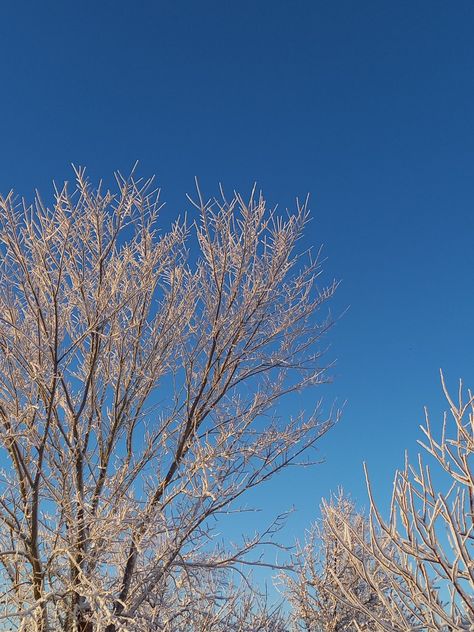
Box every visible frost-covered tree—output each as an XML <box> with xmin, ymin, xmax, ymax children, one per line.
<box><xmin>0</xmin><ymin>169</ymin><xmax>336</xmax><ymax>631</ymax></box>
<box><xmin>283</xmin><ymin>491</ymin><xmax>394</xmax><ymax>631</ymax></box>
<box><xmin>308</xmin><ymin>376</ymin><xmax>474</xmax><ymax>631</ymax></box>
<box><xmin>138</xmin><ymin>566</ymin><xmax>289</xmax><ymax>631</ymax></box>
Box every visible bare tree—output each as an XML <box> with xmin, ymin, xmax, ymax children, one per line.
<box><xmin>137</xmin><ymin>565</ymin><xmax>289</xmax><ymax>631</ymax></box>
<box><xmin>0</xmin><ymin>169</ymin><xmax>336</xmax><ymax>631</ymax></box>
<box><xmin>315</xmin><ymin>375</ymin><xmax>474</xmax><ymax>631</ymax></box>
<box><xmin>283</xmin><ymin>491</ymin><xmax>395</xmax><ymax>631</ymax></box>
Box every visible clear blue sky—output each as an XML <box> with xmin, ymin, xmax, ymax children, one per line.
<box><xmin>1</xmin><ymin>0</ymin><xmax>473</xmax><ymax>564</ymax></box>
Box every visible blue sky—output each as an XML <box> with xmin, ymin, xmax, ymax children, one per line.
<box><xmin>1</xmin><ymin>0</ymin><xmax>473</xmax><ymax>563</ymax></box>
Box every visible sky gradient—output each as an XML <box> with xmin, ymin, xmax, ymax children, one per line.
<box><xmin>1</xmin><ymin>0</ymin><xmax>473</xmax><ymax>566</ymax></box>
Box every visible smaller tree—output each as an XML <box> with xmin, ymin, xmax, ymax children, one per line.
<box><xmin>283</xmin><ymin>490</ymin><xmax>391</xmax><ymax>631</ymax></box>
<box><xmin>312</xmin><ymin>374</ymin><xmax>474</xmax><ymax>631</ymax></box>
<box><xmin>137</xmin><ymin>563</ymin><xmax>289</xmax><ymax>631</ymax></box>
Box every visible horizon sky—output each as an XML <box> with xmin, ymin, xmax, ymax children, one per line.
<box><xmin>1</xmin><ymin>0</ymin><xmax>473</xmax><ymax>583</ymax></box>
